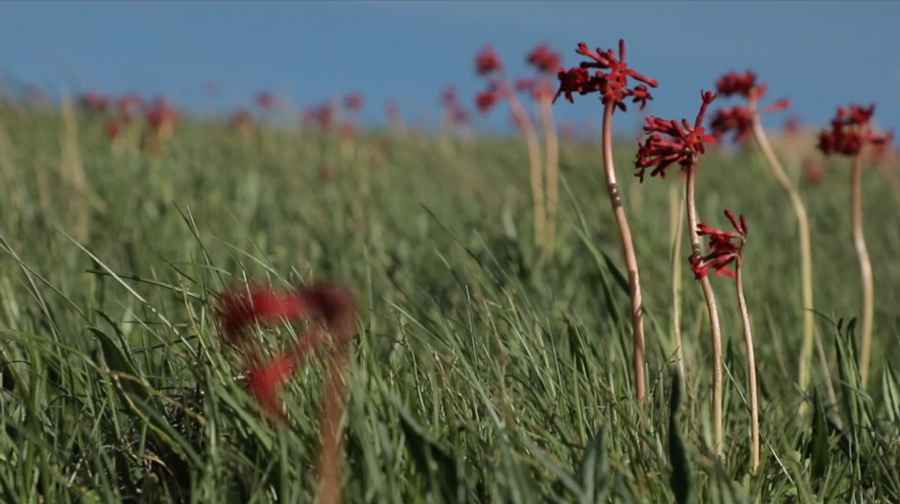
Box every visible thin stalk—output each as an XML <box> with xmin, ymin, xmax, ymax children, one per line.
<box><xmin>851</xmin><ymin>155</ymin><xmax>875</xmax><ymax>387</ymax></box>
<box><xmin>601</xmin><ymin>104</ymin><xmax>646</xmax><ymax>403</ymax></box>
<box><xmin>735</xmin><ymin>256</ymin><xmax>760</xmax><ymax>473</ymax></box>
<box><xmin>750</xmin><ymin>113</ymin><xmax>816</xmax><ymax>395</ymax></box>
<box><xmin>316</xmin><ymin>348</ymin><xmax>349</xmax><ymax>504</ymax></box>
<box><xmin>539</xmin><ymin>95</ymin><xmax>560</xmax><ymax>253</ymax></box>
<box><xmin>684</xmin><ymin>166</ymin><xmax>724</xmax><ymax>455</ymax></box>
<box><xmin>669</xmin><ymin>184</ymin><xmax>686</xmax><ymax>379</ymax></box>
<box><xmin>508</xmin><ymin>92</ymin><xmax>546</xmax><ymax>251</ymax></box>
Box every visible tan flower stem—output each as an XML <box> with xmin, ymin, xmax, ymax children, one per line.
<box><xmin>684</xmin><ymin>165</ymin><xmax>724</xmax><ymax>456</ymax></box>
<box><xmin>316</xmin><ymin>346</ymin><xmax>350</xmax><ymax>504</ymax></box>
<box><xmin>539</xmin><ymin>95</ymin><xmax>560</xmax><ymax>254</ymax></box>
<box><xmin>750</xmin><ymin>111</ymin><xmax>816</xmax><ymax>396</ymax></box>
<box><xmin>670</xmin><ymin>183</ymin><xmax>686</xmax><ymax>379</ymax></box>
<box><xmin>601</xmin><ymin>103</ymin><xmax>646</xmax><ymax>403</ymax></box>
<box><xmin>507</xmin><ymin>91</ymin><xmax>546</xmax><ymax>251</ymax></box>
<box><xmin>851</xmin><ymin>154</ymin><xmax>875</xmax><ymax>387</ymax></box>
<box><xmin>735</xmin><ymin>255</ymin><xmax>760</xmax><ymax>473</ymax></box>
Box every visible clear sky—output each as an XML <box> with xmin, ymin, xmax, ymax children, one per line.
<box><xmin>1</xmin><ymin>2</ymin><xmax>898</xmax><ymax>134</ymax></box>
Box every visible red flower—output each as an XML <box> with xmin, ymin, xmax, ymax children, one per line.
<box><xmin>554</xmin><ymin>39</ymin><xmax>658</xmax><ymax>113</ymax></box>
<box><xmin>215</xmin><ymin>283</ymin><xmax>356</xmax><ymax>421</ymax></box>
<box><xmin>709</xmin><ymin>106</ymin><xmax>755</xmax><ymax>142</ymax></box>
<box><xmin>527</xmin><ymin>44</ymin><xmax>562</xmax><ymax>74</ymax></box>
<box><xmin>116</xmin><ymin>94</ymin><xmax>144</xmax><ymax>122</ymax></box>
<box><xmin>256</xmin><ymin>92</ymin><xmax>279</xmax><ymax>111</ymax></box>
<box><xmin>716</xmin><ymin>70</ymin><xmax>766</xmax><ymax>101</ymax></box>
<box><xmin>343</xmin><ymin>92</ymin><xmax>364</xmax><ymax>112</ymax></box>
<box><xmin>691</xmin><ymin>209</ymin><xmax>748</xmax><ymax>279</ymax></box>
<box><xmin>145</xmin><ymin>98</ymin><xmax>177</xmax><ymax>133</ymax></box>
<box><xmin>303</xmin><ymin>102</ymin><xmax>336</xmax><ymax>129</ymax></box>
<box><xmin>635</xmin><ymin>91</ymin><xmax>717</xmax><ymax>181</ymax></box>
<box><xmin>818</xmin><ymin>104</ymin><xmax>893</xmax><ymax>156</ymax></box>
<box><xmin>476</xmin><ymin>87</ymin><xmax>501</xmax><ymax>113</ymax></box>
<box><xmin>475</xmin><ymin>44</ymin><xmax>503</xmax><ymax>75</ymax></box>
<box><xmin>631</xmin><ymin>85</ymin><xmax>653</xmax><ymax>111</ymax></box>
<box><xmin>79</xmin><ymin>92</ymin><xmax>109</xmax><ymax>112</ymax></box>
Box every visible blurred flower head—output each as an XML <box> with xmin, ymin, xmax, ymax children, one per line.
<box><xmin>527</xmin><ymin>44</ymin><xmax>562</xmax><ymax>74</ymax></box>
<box><xmin>476</xmin><ymin>44</ymin><xmax>503</xmax><ymax>76</ymax></box>
<box><xmin>818</xmin><ymin>104</ymin><xmax>893</xmax><ymax>157</ymax></box>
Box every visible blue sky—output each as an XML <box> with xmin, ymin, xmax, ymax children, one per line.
<box><xmin>1</xmin><ymin>2</ymin><xmax>898</xmax><ymax>133</ymax></box>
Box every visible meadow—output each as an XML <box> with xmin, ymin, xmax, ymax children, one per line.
<box><xmin>0</xmin><ymin>86</ymin><xmax>898</xmax><ymax>503</ymax></box>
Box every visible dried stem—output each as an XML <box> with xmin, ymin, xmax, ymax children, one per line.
<box><xmin>750</xmin><ymin>112</ymin><xmax>816</xmax><ymax>395</ymax></box>
<box><xmin>684</xmin><ymin>165</ymin><xmax>724</xmax><ymax>455</ymax></box>
<box><xmin>539</xmin><ymin>95</ymin><xmax>560</xmax><ymax>253</ymax></box>
<box><xmin>851</xmin><ymin>155</ymin><xmax>875</xmax><ymax>387</ymax></box>
<box><xmin>669</xmin><ymin>184</ymin><xmax>686</xmax><ymax>379</ymax></box>
<box><xmin>735</xmin><ymin>256</ymin><xmax>760</xmax><ymax>473</ymax></box>
<box><xmin>601</xmin><ymin>103</ymin><xmax>646</xmax><ymax>403</ymax></box>
<box><xmin>317</xmin><ymin>347</ymin><xmax>350</xmax><ymax>504</ymax></box>
<box><xmin>508</xmin><ymin>92</ymin><xmax>546</xmax><ymax>251</ymax></box>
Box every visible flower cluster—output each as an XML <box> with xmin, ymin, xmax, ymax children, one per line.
<box><xmin>709</xmin><ymin>71</ymin><xmax>791</xmax><ymax>142</ymax></box>
<box><xmin>635</xmin><ymin>91</ymin><xmax>717</xmax><ymax>181</ymax></box>
<box><xmin>303</xmin><ymin>102</ymin><xmax>336</xmax><ymax>130</ymax></box>
<box><xmin>344</xmin><ymin>92</ymin><xmax>365</xmax><ymax>112</ymax></box>
<box><xmin>691</xmin><ymin>209</ymin><xmax>748</xmax><ymax>279</ymax></box>
<box><xmin>476</xmin><ymin>45</ymin><xmax>503</xmax><ymax>76</ymax></box>
<box><xmin>145</xmin><ymin>98</ymin><xmax>178</xmax><ymax>137</ymax></box>
<box><xmin>527</xmin><ymin>44</ymin><xmax>562</xmax><ymax>74</ymax></box>
<box><xmin>818</xmin><ymin>104</ymin><xmax>893</xmax><ymax>156</ymax></box>
<box><xmin>256</xmin><ymin>91</ymin><xmax>281</xmax><ymax>111</ymax></box>
<box><xmin>216</xmin><ymin>283</ymin><xmax>356</xmax><ymax>420</ymax></box>
<box><xmin>553</xmin><ymin>39</ymin><xmax>658</xmax><ymax>112</ymax></box>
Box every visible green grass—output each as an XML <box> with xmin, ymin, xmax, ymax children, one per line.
<box><xmin>0</xmin><ymin>102</ymin><xmax>899</xmax><ymax>502</ymax></box>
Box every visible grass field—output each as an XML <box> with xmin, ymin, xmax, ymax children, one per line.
<box><xmin>0</xmin><ymin>100</ymin><xmax>899</xmax><ymax>502</ymax></box>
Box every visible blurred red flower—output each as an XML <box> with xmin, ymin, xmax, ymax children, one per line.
<box><xmin>476</xmin><ymin>45</ymin><xmax>503</xmax><ymax>75</ymax></box>
<box><xmin>691</xmin><ymin>209</ymin><xmax>748</xmax><ymax>279</ymax></box>
<box><xmin>344</xmin><ymin>92</ymin><xmax>365</xmax><ymax>112</ymax></box>
<box><xmin>818</xmin><ymin>104</ymin><xmax>893</xmax><ymax>157</ymax></box>
<box><xmin>527</xmin><ymin>44</ymin><xmax>562</xmax><ymax>74</ymax></box>
<box><xmin>635</xmin><ymin>91</ymin><xmax>717</xmax><ymax>181</ymax></box>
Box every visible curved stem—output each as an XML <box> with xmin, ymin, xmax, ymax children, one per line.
<box><xmin>735</xmin><ymin>256</ymin><xmax>760</xmax><ymax>473</ymax></box>
<box><xmin>670</xmin><ymin>184</ymin><xmax>686</xmax><ymax>379</ymax></box>
<box><xmin>851</xmin><ymin>155</ymin><xmax>875</xmax><ymax>387</ymax></box>
<box><xmin>539</xmin><ymin>96</ymin><xmax>560</xmax><ymax>254</ymax></box>
<box><xmin>601</xmin><ymin>104</ymin><xmax>646</xmax><ymax>403</ymax></box>
<box><xmin>751</xmin><ymin>114</ymin><xmax>817</xmax><ymax>395</ymax></box>
<box><xmin>685</xmin><ymin>166</ymin><xmax>724</xmax><ymax>456</ymax></box>
<box><xmin>507</xmin><ymin>92</ymin><xmax>546</xmax><ymax>251</ymax></box>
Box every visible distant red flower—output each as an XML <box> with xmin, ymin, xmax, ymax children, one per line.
<box><xmin>818</xmin><ymin>104</ymin><xmax>893</xmax><ymax>157</ymax></box>
<box><xmin>79</xmin><ymin>92</ymin><xmax>109</xmax><ymax>112</ymax></box>
<box><xmin>256</xmin><ymin>92</ymin><xmax>279</xmax><ymax>111</ymax></box>
<box><xmin>716</xmin><ymin>70</ymin><xmax>766</xmax><ymax>101</ymax></box>
<box><xmin>145</xmin><ymin>98</ymin><xmax>177</xmax><ymax>132</ymax></box>
<box><xmin>303</xmin><ymin>102</ymin><xmax>336</xmax><ymax>130</ymax></box>
<box><xmin>476</xmin><ymin>45</ymin><xmax>503</xmax><ymax>75</ymax></box>
<box><xmin>554</xmin><ymin>39</ymin><xmax>658</xmax><ymax>113</ymax></box>
<box><xmin>527</xmin><ymin>44</ymin><xmax>562</xmax><ymax>74</ymax></box>
<box><xmin>215</xmin><ymin>283</ymin><xmax>356</xmax><ymax>420</ymax></box>
<box><xmin>441</xmin><ymin>86</ymin><xmax>470</xmax><ymax>126</ymax></box>
<box><xmin>116</xmin><ymin>94</ymin><xmax>144</xmax><ymax>122</ymax></box>
<box><xmin>691</xmin><ymin>209</ymin><xmax>748</xmax><ymax>279</ymax></box>
<box><xmin>105</xmin><ymin>119</ymin><xmax>122</xmax><ymax>141</ymax></box>
<box><xmin>709</xmin><ymin>106</ymin><xmax>755</xmax><ymax>142</ymax></box>
<box><xmin>344</xmin><ymin>92</ymin><xmax>364</xmax><ymax>112</ymax></box>
<box><xmin>635</xmin><ymin>91</ymin><xmax>717</xmax><ymax>181</ymax></box>
<box><xmin>476</xmin><ymin>88</ymin><xmax>501</xmax><ymax>113</ymax></box>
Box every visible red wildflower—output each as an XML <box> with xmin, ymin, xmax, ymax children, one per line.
<box><xmin>635</xmin><ymin>91</ymin><xmax>717</xmax><ymax>181</ymax></box>
<box><xmin>709</xmin><ymin>106</ymin><xmax>755</xmax><ymax>142</ymax></box>
<box><xmin>79</xmin><ymin>92</ymin><xmax>109</xmax><ymax>112</ymax></box>
<box><xmin>818</xmin><ymin>104</ymin><xmax>893</xmax><ymax>156</ymax></box>
<box><xmin>476</xmin><ymin>45</ymin><xmax>503</xmax><ymax>75</ymax></box>
<box><xmin>554</xmin><ymin>39</ymin><xmax>658</xmax><ymax>113</ymax></box>
<box><xmin>303</xmin><ymin>102</ymin><xmax>336</xmax><ymax>130</ymax></box>
<box><xmin>716</xmin><ymin>70</ymin><xmax>766</xmax><ymax>101</ymax></box>
<box><xmin>116</xmin><ymin>94</ymin><xmax>144</xmax><ymax>122</ymax></box>
<box><xmin>527</xmin><ymin>44</ymin><xmax>562</xmax><ymax>74</ymax></box>
<box><xmin>476</xmin><ymin>87</ymin><xmax>501</xmax><ymax>114</ymax></box>
<box><xmin>256</xmin><ymin>92</ymin><xmax>279</xmax><ymax>111</ymax></box>
<box><xmin>344</xmin><ymin>92</ymin><xmax>364</xmax><ymax>112</ymax></box>
<box><xmin>105</xmin><ymin>119</ymin><xmax>122</xmax><ymax>141</ymax></box>
<box><xmin>145</xmin><ymin>98</ymin><xmax>177</xmax><ymax>133</ymax></box>
<box><xmin>691</xmin><ymin>209</ymin><xmax>748</xmax><ymax>279</ymax></box>
<box><xmin>215</xmin><ymin>283</ymin><xmax>356</xmax><ymax>421</ymax></box>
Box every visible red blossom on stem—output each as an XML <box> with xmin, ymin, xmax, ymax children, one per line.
<box><xmin>818</xmin><ymin>104</ymin><xmax>893</xmax><ymax>157</ymax></box>
<box><xmin>343</xmin><ymin>92</ymin><xmax>365</xmax><ymax>112</ymax></box>
<box><xmin>635</xmin><ymin>91</ymin><xmax>717</xmax><ymax>181</ymax></box>
<box><xmin>710</xmin><ymin>70</ymin><xmax>791</xmax><ymax>143</ymax></box>
<box><xmin>527</xmin><ymin>44</ymin><xmax>562</xmax><ymax>74</ymax></box>
<box><xmin>79</xmin><ymin>91</ymin><xmax>109</xmax><ymax>112</ymax></box>
<box><xmin>116</xmin><ymin>94</ymin><xmax>144</xmax><ymax>122</ymax></box>
<box><xmin>303</xmin><ymin>102</ymin><xmax>336</xmax><ymax>130</ymax></box>
<box><xmin>441</xmin><ymin>86</ymin><xmax>470</xmax><ymax>126</ymax></box>
<box><xmin>476</xmin><ymin>86</ymin><xmax>502</xmax><ymax>114</ymax></box>
<box><xmin>216</xmin><ymin>283</ymin><xmax>356</xmax><ymax>421</ymax></box>
<box><xmin>553</xmin><ymin>39</ymin><xmax>658</xmax><ymax>112</ymax></box>
<box><xmin>256</xmin><ymin>91</ymin><xmax>280</xmax><ymax>111</ymax></box>
<box><xmin>144</xmin><ymin>98</ymin><xmax>178</xmax><ymax>133</ymax></box>
<box><xmin>691</xmin><ymin>209</ymin><xmax>748</xmax><ymax>279</ymax></box>
<box><xmin>476</xmin><ymin>45</ymin><xmax>503</xmax><ymax>75</ymax></box>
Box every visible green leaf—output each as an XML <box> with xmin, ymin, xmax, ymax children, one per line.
<box><xmin>668</xmin><ymin>372</ymin><xmax>690</xmax><ymax>504</ymax></box>
<box><xmin>575</xmin><ymin>429</ymin><xmax>609</xmax><ymax>504</ymax></box>
<box><xmin>397</xmin><ymin>402</ymin><xmax>462</xmax><ymax>502</ymax></box>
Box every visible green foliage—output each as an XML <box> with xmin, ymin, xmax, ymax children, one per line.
<box><xmin>0</xmin><ymin>103</ymin><xmax>898</xmax><ymax>502</ymax></box>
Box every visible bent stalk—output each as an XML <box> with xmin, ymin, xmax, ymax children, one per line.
<box><xmin>735</xmin><ymin>256</ymin><xmax>760</xmax><ymax>473</ymax></box>
<box><xmin>685</xmin><ymin>166</ymin><xmax>724</xmax><ymax>455</ymax></box>
<box><xmin>601</xmin><ymin>104</ymin><xmax>646</xmax><ymax>403</ymax></box>
<box><xmin>750</xmin><ymin>114</ymin><xmax>816</xmax><ymax>395</ymax></box>
<box><xmin>508</xmin><ymin>93</ymin><xmax>546</xmax><ymax>251</ymax></box>
<box><xmin>539</xmin><ymin>95</ymin><xmax>560</xmax><ymax>254</ymax></box>
<box><xmin>851</xmin><ymin>155</ymin><xmax>875</xmax><ymax>387</ymax></box>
